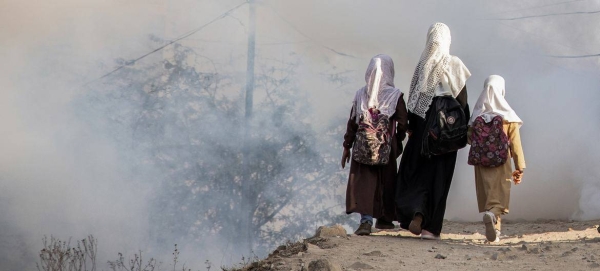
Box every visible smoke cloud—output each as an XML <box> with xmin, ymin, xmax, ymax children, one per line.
<box><xmin>1</xmin><ymin>0</ymin><xmax>599</xmax><ymax>270</ymax></box>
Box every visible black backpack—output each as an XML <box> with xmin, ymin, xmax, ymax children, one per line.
<box><xmin>421</xmin><ymin>95</ymin><xmax>468</xmax><ymax>156</ymax></box>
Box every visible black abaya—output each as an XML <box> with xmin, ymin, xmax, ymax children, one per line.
<box><xmin>395</xmin><ymin>86</ymin><xmax>469</xmax><ymax>236</ymax></box>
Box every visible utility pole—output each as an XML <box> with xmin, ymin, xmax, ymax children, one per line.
<box><xmin>245</xmin><ymin>0</ymin><xmax>256</xmax><ymax>119</ymax></box>
<box><xmin>242</xmin><ymin>0</ymin><xmax>256</xmax><ymax>253</ymax></box>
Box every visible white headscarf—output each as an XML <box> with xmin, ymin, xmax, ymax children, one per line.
<box><xmin>351</xmin><ymin>54</ymin><xmax>402</xmax><ymax>123</ymax></box>
<box><xmin>407</xmin><ymin>22</ymin><xmax>471</xmax><ymax>119</ymax></box>
<box><xmin>469</xmin><ymin>75</ymin><xmax>522</xmax><ymax>126</ymax></box>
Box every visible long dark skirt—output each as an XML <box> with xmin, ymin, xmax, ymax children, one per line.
<box><xmin>395</xmin><ymin>113</ymin><xmax>457</xmax><ymax>236</ymax></box>
<box><xmin>346</xmin><ymin>155</ymin><xmax>398</xmax><ymax>221</ymax></box>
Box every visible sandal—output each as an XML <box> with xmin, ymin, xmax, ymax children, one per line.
<box><xmin>354</xmin><ymin>222</ymin><xmax>372</xmax><ymax>236</ymax></box>
<box><xmin>483</xmin><ymin>211</ymin><xmax>497</xmax><ymax>242</ymax></box>
<box><xmin>420</xmin><ymin>229</ymin><xmax>440</xmax><ymax>240</ymax></box>
<box><xmin>408</xmin><ymin>213</ymin><xmax>423</xmax><ymax>235</ymax></box>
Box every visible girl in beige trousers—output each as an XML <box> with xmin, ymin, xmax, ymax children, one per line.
<box><xmin>468</xmin><ymin>75</ymin><xmax>526</xmax><ymax>242</ymax></box>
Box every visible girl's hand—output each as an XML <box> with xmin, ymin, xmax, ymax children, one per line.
<box><xmin>512</xmin><ymin>169</ymin><xmax>524</xmax><ymax>185</ymax></box>
<box><xmin>341</xmin><ymin>148</ymin><xmax>351</xmax><ymax>169</ymax></box>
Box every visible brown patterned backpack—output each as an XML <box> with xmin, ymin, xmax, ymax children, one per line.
<box><xmin>467</xmin><ymin>115</ymin><xmax>509</xmax><ymax>167</ymax></box>
<box><xmin>352</xmin><ymin>109</ymin><xmax>392</xmax><ymax>165</ymax></box>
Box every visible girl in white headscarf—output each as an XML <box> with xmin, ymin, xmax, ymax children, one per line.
<box><xmin>469</xmin><ymin>75</ymin><xmax>526</xmax><ymax>242</ymax></box>
<box><xmin>341</xmin><ymin>54</ymin><xmax>408</xmax><ymax>235</ymax></box>
<box><xmin>396</xmin><ymin>22</ymin><xmax>471</xmax><ymax>240</ymax></box>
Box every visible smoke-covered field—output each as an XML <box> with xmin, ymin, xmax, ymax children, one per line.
<box><xmin>1</xmin><ymin>0</ymin><xmax>599</xmax><ymax>270</ymax></box>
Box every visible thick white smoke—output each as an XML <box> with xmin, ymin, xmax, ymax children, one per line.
<box><xmin>1</xmin><ymin>0</ymin><xmax>599</xmax><ymax>270</ymax></box>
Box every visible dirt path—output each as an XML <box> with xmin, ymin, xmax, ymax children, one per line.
<box><xmin>235</xmin><ymin>220</ymin><xmax>600</xmax><ymax>271</ymax></box>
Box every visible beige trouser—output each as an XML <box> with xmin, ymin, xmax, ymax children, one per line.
<box><xmin>476</xmin><ymin>164</ymin><xmax>512</xmax><ymax>233</ymax></box>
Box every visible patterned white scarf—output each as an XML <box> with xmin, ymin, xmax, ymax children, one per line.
<box><xmin>407</xmin><ymin>22</ymin><xmax>470</xmax><ymax>119</ymax></box>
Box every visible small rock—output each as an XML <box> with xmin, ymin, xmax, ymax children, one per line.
<box><xmin>520</xmin><ymin>244</ymin><xmax>528</xmax><ymax>251</ymax></box>
<box><xmin>562</xmin><ymin>251</ymin><xmax>572</xmax><ymax>257</ymax></box>
<box><xmin>571</xmin><ymin>247</ymin><xmax>579</xmax><ymax>252</ymax></box>
<box><xmin>307</xmin><ymin>259</ymin><xmax>342</xmax><ymax>271</ymax></box>
<box><xmin>306</xmin><ymin>244</ymin><xmax>327</xmax><ymax>255</ymax></box>
<box><xmin>427</xmin><ymin>249</ymin><xmax>434</xmax><ymax>252</ymax></box>
<box><xmin>491</xmin><ymin>253</ymin><xmax>499</xmax><ymax>260</ymax></box>
<box><xmin>314</xmin><ymin>225</ymin><xmax>347</xmax><ymax>238</ymax></box>
<box><xmin>298</xmin><ymin>252</ymin><xmax>303</xmax><ymax>257</ymax></box>
<box><xmin>590</xmin><ymin>263</ymin><xmax>600</xmax><ymax>268</ymax></box>
<box><xmin>363</xmin><ymin>251</ymin><xmax>383</xmax><ymax>257</ymax></box>
<box><xmin>435</xmin><ymin>254</ymin><xmax>447</xmax><ymax>259</ymax></box>
<box><xmin>530</xmin><ymin>248</ymin><xmax>540</xmax><ymax>254</ymax></box>
<box><xmin>432</xmin><ymin>246</ymin><xmax>438</xmax><ymax>249</ymax></box>
<box><xmin>348</xmin><ymin>262</ymin><xmax>374</xmax><ymax>270</ymax></box>
<box><xmin>508</xmin><ymin>255</ymin><xmax>518</xmax><ymax>260</ymax></box>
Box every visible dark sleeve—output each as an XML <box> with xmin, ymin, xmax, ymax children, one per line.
<box><xmin>394</xmin><ymin>93</ymin><xmax>408</xmax><ymax>142</ymax></box>
<box><xmin>408</xmin><ymin>112</ymin><xmax>419</xmax><ymax>132</ymax></box>
<box><xmin>343</xmin><ymin>107</ymin><xmax>358</xmax><ymax>149</ymax></box>
<box><xmin>456</xmin><ymin>85</ymin><xmax>470</xmax><ymax>118</ymax></box>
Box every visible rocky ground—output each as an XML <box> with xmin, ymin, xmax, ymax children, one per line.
<box><xmin>231</xmin><ymin>220</ymin><xmax>600</xmax><ymax>271</ymax></box>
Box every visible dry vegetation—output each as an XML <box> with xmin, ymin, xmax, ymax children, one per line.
<box><xmin>37</xmin><ymin>221</ymin><xmax>600</xmax><ymax>271</ymax></box>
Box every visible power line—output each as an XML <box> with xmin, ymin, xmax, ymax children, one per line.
<box><xmin>490</xmin><ymin>21</ymin><xmax>600</xmax><ymax>61</ymax></box>
<box><xmin>546</xmin><ymin>53</ymin><xmax>600</xmax><ymax>58</ymax></box>
<box><xmin>476</xmin><ymin>2</ymin><xmax>600</xmax><ymax>61</ymax></box>
<box><xmin>260</xmin><ymin>40</ymin><xmax>311</xmax><ymax>46</ymax></box>
<box><xmin>490</xmin><ymin>0</ymin><xmax>588</xmax><ymax>16</ymax></box>
<box><xmin>464</xmin><ymin>20</ymin><xmax>597</xmax><ymax>74</ymax></box>
<box><xmin>83</xmin><ymin>1</ymin><xmax>248</xmax><ymax>87</ymax></box>
<box><xmin>488</xmin><ymin>9</ymin><xmax>600</xmax><ymax>21</ymax></box>
<box><xmin>262</xmin><ymin>2</ymin><xmax>356</xmax><ymax>58</ymax></box>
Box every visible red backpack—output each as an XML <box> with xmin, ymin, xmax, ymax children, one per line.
<box><xmin>468</xmin><ymin>115</ymin><xmax>509</xmax><ymax>167</ymax></box>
